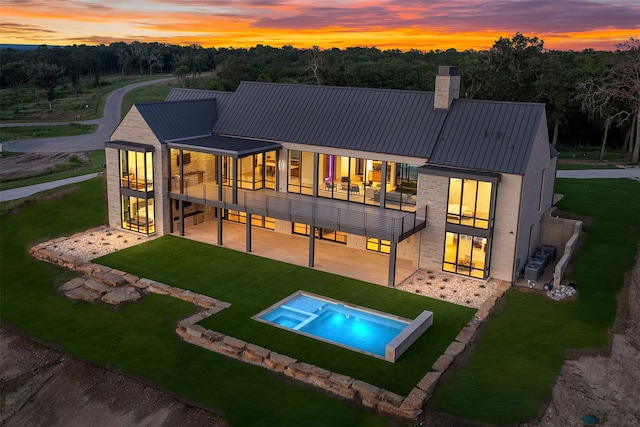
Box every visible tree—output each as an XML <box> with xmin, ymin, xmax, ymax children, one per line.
<box><xmin>462</xmin><ymin>33</ymin><xmax>544</xmax><ymax>101</ymax></box>
<box><xmin>31</xmin><ymin>61</ymin><xmax>65</xmax><ymax>111</ymax></box>
<box><xmin>578</xmin><ymin>38</ymin><xmax>640</xmax><ymax>162</ymax></box>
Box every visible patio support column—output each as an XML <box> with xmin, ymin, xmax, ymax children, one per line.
<box><xmin>380</xmin><ymin>161</ymin><xmax>387</xmax><ymax>209</ymax></box>
<box><xmin>313</xmin><ymin>153</ymin><xmax>319</xmax><ymax>196</ymax></box>
<box><xmin>232</xmin><ymin>157</ymin><xmax>238</xmax><ymax>204</ymax></box>
<box><xmin>216</xmin><ymin>155</ymin><xmax>223</xmax><ymax>201</ymax></box>
<box><xmin>246</xmin><ymin>213</ymin><xmax>252</xmax><ymax>252</ymax></box>
<box><xmin>179</xmin><ymin>199</ymin><xmax>185</xmax><ymax>236</ymax></box>
<box><xmin>387</xmin><ymin>241</ymin><xmax>397</xmax><ymax>287</ymax></box>
<box><xmin>308</xmin><ymin>221</ymin><xmax>315</xmax><ymax>267</ymax></box>
<box><xmin>216</xmin><ymin>207</ymin><xmax>223</xmax><ymax>245</ymax></box>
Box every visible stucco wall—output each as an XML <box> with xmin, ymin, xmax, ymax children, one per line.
<box><xmin>490</xmin><ymin>173</ymin><xmax>521</xmax><ymax>281</ymax></box>
<box><xmin>109</xmin><ymin>107</ymin><xmax>170</xmax><ymax>236</ymax></box>
<box><xmin>511</xmin><ymin>116</ymin><xmax>555</xmax><ymax>279</ymax></box>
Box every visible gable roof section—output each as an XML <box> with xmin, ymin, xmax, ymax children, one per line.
<box><xmin>136</xmin><ymin>99</ymin><xmax>217</xmax><ymax>142</ymax></box>
<box><xmin>213</xmin><ymin>81</ymin><xmax>448</xmax><ymax>158</ymax></box>
<box><xmin>166</xmin><ymin>88</ymin><xmax>235</xmax><ymax>104</ymax></box>
<box><xmin>429</xmin><ymin>99</ymin><xmax>545</xmax><ymax>175</ymax></box>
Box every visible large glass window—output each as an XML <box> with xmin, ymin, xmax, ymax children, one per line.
<box><xmin>385</xmin><ymin>162</ymin><xmax>417</xmax><ymax>212</ymax></box>
<box><xmin>447</xmin><ymin>178</ymin><xmax>492</xmax><ymax>229</ymax></box>
<box><xmin>121</xmin><ymin>195</ymin><xmax>155</xmax><ymax>234</ymax></box>
<box><xmin>443</xmin><ymin>232</ymin><xmax>486</xmax><ymax>279</ymax></box>
<box><xmin>292</xmin><ymin>223</ymin><xmax>347</xmax><ymax>244</ymax></box>
<box><xmin>367</xmin><ymin>237</ymin><xmax>390</xmax><ymax>254</ymax></box>
<box><xmin>119</xmin><ymin>148</ymin><xmax>154</xmax><ymax>234</ymax></box>
<box><xmin>226</xmin><ymin>210</ymin><xmax>275</xmax><ymax>230</ymax></box>
<box><xmin>288</xmin><ymin>150</ymin><xmax>314</xmax><ymax>195</ymax></box>
<box><xmin>120</xmin><ymin>151</ymin><xmax>153</xmax><ymax>191</ymax></box>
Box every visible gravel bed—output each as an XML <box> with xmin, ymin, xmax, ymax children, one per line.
<box><xmin>45</xmin><ymin>227</ymin><xmax>158</xmax><ymax>261</ymax></box>
<box><xmin>45</xmin><ymin>227</ymin><xmax>492</xmax><ymax>308</ymax></box>
<box><xmin>396</xmin><ymin>268</ymin><xmax>497</xmax><ymax>309</ymax></box>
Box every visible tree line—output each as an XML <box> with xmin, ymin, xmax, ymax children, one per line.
<box><xmin>1</xmin><ymin>34</ymin><xmax>638</xmax><ymax>161</ymax></box>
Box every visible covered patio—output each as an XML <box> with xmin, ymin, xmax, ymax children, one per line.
<box><xmin>174</xmin><ymin>219</ymin><xmax>419</xmax><ymax>287</ymax></box>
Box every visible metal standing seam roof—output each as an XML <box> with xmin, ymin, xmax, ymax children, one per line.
<box><xmin>135</xmin><ymin>83</ymin><xmax>548</xmax><ymax>175</ymax></box>
<box><xmin>165</xmin><ymin>88</ymin><xmax>235</xmax><ymax>103</ymax></box>
<box><xmin>167</xmin><ymin>135</ymin><xmax>281</xmax><ymax>157</ymax></box>
<box><xmin>430</xmin><ymin>99</ymin><xmax>546</xmax><ymax>175</ymax></box>
<box><xmin>135</xmin><ymin>98</ymin><xmax>218</xmax><ymax>142</ymax></box>
<box><xmin>213</xmin><ymin>81</ymin><xmax>449</xmax><ymax>159</ymax></box>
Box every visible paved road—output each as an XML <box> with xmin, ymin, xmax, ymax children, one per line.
<box><xmin>556</xmin><ymin>168</ymin><xmax>640</xmax><ymax>179</ymax></box>
<box><xmin>1</xmin><ymin>77</ymin><xmax>175</xmax><ymax>153</ymax></box>
<box><xmin>0</xmin><ymin>173</ymin><xmax>101</xmax><ymax>202</ymax></box>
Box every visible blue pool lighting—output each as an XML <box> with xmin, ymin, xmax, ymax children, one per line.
<box><xmin>254</xmin><ymin>291</ymin><xmax>415</xmax><ymax>359</ymax></box>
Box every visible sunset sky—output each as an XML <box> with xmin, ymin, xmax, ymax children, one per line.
<box><xmin>2</xmin><ymin>0</ymin><xmax>638</xmax><ymax>51</ymax></box>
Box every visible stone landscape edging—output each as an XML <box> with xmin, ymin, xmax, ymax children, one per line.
<box><xmin>30</xmin><ymin>233</ymin><xmax>511</xmax><ymax>420</ymax></box>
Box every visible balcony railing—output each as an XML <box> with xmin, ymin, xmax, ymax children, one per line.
<box><xmin>173</xmin><ymin>182</ymin><xmax>426</xmax><ymax>242</ymax></box>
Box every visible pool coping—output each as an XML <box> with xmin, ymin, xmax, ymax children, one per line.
<box><xmin>252</xmin><ymin>290</ymin><xmax>430</xmax><ymax>362</ymax></box>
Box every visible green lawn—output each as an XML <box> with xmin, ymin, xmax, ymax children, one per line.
<box><xmin>120</xmin><ymin>82</ymin><xmax>179</xmax><ymax>118</ymax></box>
<box><xmin>97</xmin><ymin>236</ymin><xmax>474</xmax><ymax>396</ymax></box>
<box><xmin>0</xmin><ymin>123</ymin><xmax>98</xmax><ymax>143</ymax></box>
<box><xmin>431</xmin><ymin>178</ymin><xmax>640</xmax><ymax>425</ymax></box>
<box><xmin>4</xmin><ymin>177</ymin><xmax>637</xmax><ymax>426</ymax></box>
<box><xmin>0</xmin><ymin>74</ymin><xmax>174</xmax><ymax>122</ymax></box>
<box><xmin>0</xmin><ymin>176</ymin><xmax>473</xmax><ymax>426</ymax></box>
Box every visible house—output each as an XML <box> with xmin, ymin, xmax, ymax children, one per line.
<box><xmin>105</xmin><ymin>66</ymin><xmax>557</xmax><ymax>286</ymax></box>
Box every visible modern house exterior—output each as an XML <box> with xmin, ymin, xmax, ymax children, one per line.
<box><xmin>105</xmin><ymin>66</ymin><xmax>557</xmax><ymax>286</ymax></box>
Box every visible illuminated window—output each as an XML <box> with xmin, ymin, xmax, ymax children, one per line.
<box><xmin>120</xmin><ymin>151</ymin><xmax>153</xmax><ymax>192</ymax></box>
<box><xmin>367</xmin><ymin>238</ymin><xmax>390</xmax><ymax>254</ymax></box>
<box><xmin>288</xmin><ymin>150</ymin><xmax>314</xmax><ymax>195</ymax></box>
<box><xmin>119</xmin><ymin>148</ymin><xmax>154</xmax><ymax>235</ymax></box>
<box><xmin>121</xmin><ymin>195</ymin><xmax>155</xmax><ymax>234</ymax></box>
<box><xmin>292</xmin><ymin>223</ymin><xmax>347</xmax><ymax>244</ymax></box>
<box><xmin>447</xmin><ymin>178</ymin><xmax>492</xmax><ymax>229</ymax></box>
<box><xmin>443</xmin><ymin>232</ymin><xmax>487</xmax><ymax>279</ymax></box>
<box><xmin>226</xmin><ymin>210</ymin><xmax>275</xmax><ymax>230</ymax></box>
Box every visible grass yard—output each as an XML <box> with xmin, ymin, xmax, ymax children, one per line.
<box><xmin>0</xmin><ymin>74</ymin><xmax>174</xmax><ymax>122</ymax></box>
<box><xmin>0</xmin><ymin>123</ymin><xmax>98</xmax><ymax>143</ymax></box>
<box><xmin>120</xmin><ymin>82</ymin><xmax>179</xmax><ymax>118</ymax></box>
<box><xmin>97</xmin><ymin>236</ymin><xmax>474</xmax><ymax>396</ymax></box>
<box><xmin>431</xmin><ymin>178</ymin><xmax>640</xmax><ymax>425</ymax></box>
<box><xmin>0</xmin><ymin>150</ymin><xmax>106</xmax><ymax>191</ymax></box>
<box><xmin>0</xmin><ymin>176</ymin><xmax>473</xmax><ymax>426</ymax></box>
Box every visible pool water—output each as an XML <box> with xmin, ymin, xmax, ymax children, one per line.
<box><xmin>257</xmin><ymin>293</ymin><xmax>410</xmax><ymax>357</ymax></box>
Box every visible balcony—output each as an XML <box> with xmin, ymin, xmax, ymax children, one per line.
<box><xmin>171</xmin><ymin>183</ymin><xmax>426</xmax><ymax>242</ymax></box>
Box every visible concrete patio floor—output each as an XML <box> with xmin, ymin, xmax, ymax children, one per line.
<box><xmin>176</xmin><ymin>219</ymin><xmax>417</xmax><ymax>287</ymax></box>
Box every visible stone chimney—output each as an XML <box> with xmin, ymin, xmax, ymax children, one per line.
<box><xmin>434</xmin><ymin>66</ymin><xmax>460</xmax><ymax>110</ymax></box>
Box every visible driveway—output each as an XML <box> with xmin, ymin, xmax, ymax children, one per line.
<box><xmin>1</xmin><ymin>77</ymin><xmax>175</xmax><ymax>153</ymax></box>
<box><xmin>556</xmin><ymin>168</ymin><xmax>640</xmax><ymax>179</ymax></box>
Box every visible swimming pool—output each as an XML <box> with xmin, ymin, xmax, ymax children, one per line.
<box><xmin>254</xmin><ymin>291</ymin><xmax>433</xmax><ymax>362</ymax></box>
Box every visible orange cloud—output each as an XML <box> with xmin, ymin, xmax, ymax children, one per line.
<box><xmin>1</xmin><ymin>0</ymin><xmax>638</xmax><ymax>51</ymax></box>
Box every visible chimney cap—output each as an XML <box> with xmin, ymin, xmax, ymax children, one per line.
<box><xmin>438</xmin><ymin>66</ymin><xmax>460</xmax><ymax>76</ymax></box>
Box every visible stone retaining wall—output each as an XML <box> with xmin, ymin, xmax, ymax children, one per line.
<box><xmin>553</xmin><ymin>221</ymin><xmax>583</xmax><ymax>287</ymax></box>
<box><xmin>30</xmin><ymin>235</ymin><xmax>512</xmax><ymax>420</ymax></box>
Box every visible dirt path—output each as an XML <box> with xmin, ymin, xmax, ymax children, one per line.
<box><xmin>0</xmin><ymin>328</ymin><xmax>227</xmax><ymax>427</ymax></box>
<box><xmin>524</xmin><ymin>246</ymin><xmax>640</xmax><ymax>427</ymax></box>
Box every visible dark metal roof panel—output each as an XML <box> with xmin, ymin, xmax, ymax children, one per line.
<box><xmin>165</xmin><ymin>88</ymin><xmax>234</xmax><ymax>103</ymax></box>
<box><xmin>430</xmin><ymin>99</ymin><xmax>545</xmax><ymax>175</ymax></box>
<box><xmin>213</xmin><ymin>82</ymin><xmax>447</xmax><ymax>158</ymax></box>
<box><xmin>167</xmin><ymin>135</ymin><xmax>281</xmax><ymax>157</ymax></box>
<box><xmin>136</xmin><ymin>99</ymin><xmax>217</xmax><ymax>142</ymax></box>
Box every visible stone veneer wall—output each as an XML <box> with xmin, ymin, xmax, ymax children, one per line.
<box><xmin>415</xmin><ymin>172</ymin><xmax>448</xmax><ymax>271</ymax></box>
<box><xmin>109</xmin><ymin>106</ymin><xmax>170</xmax><ymax>236</ymax></box>
<box><xmin>30</xmin><ymin>230</ymin><xmax>511</xmax><ymax>421</ymax></box>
